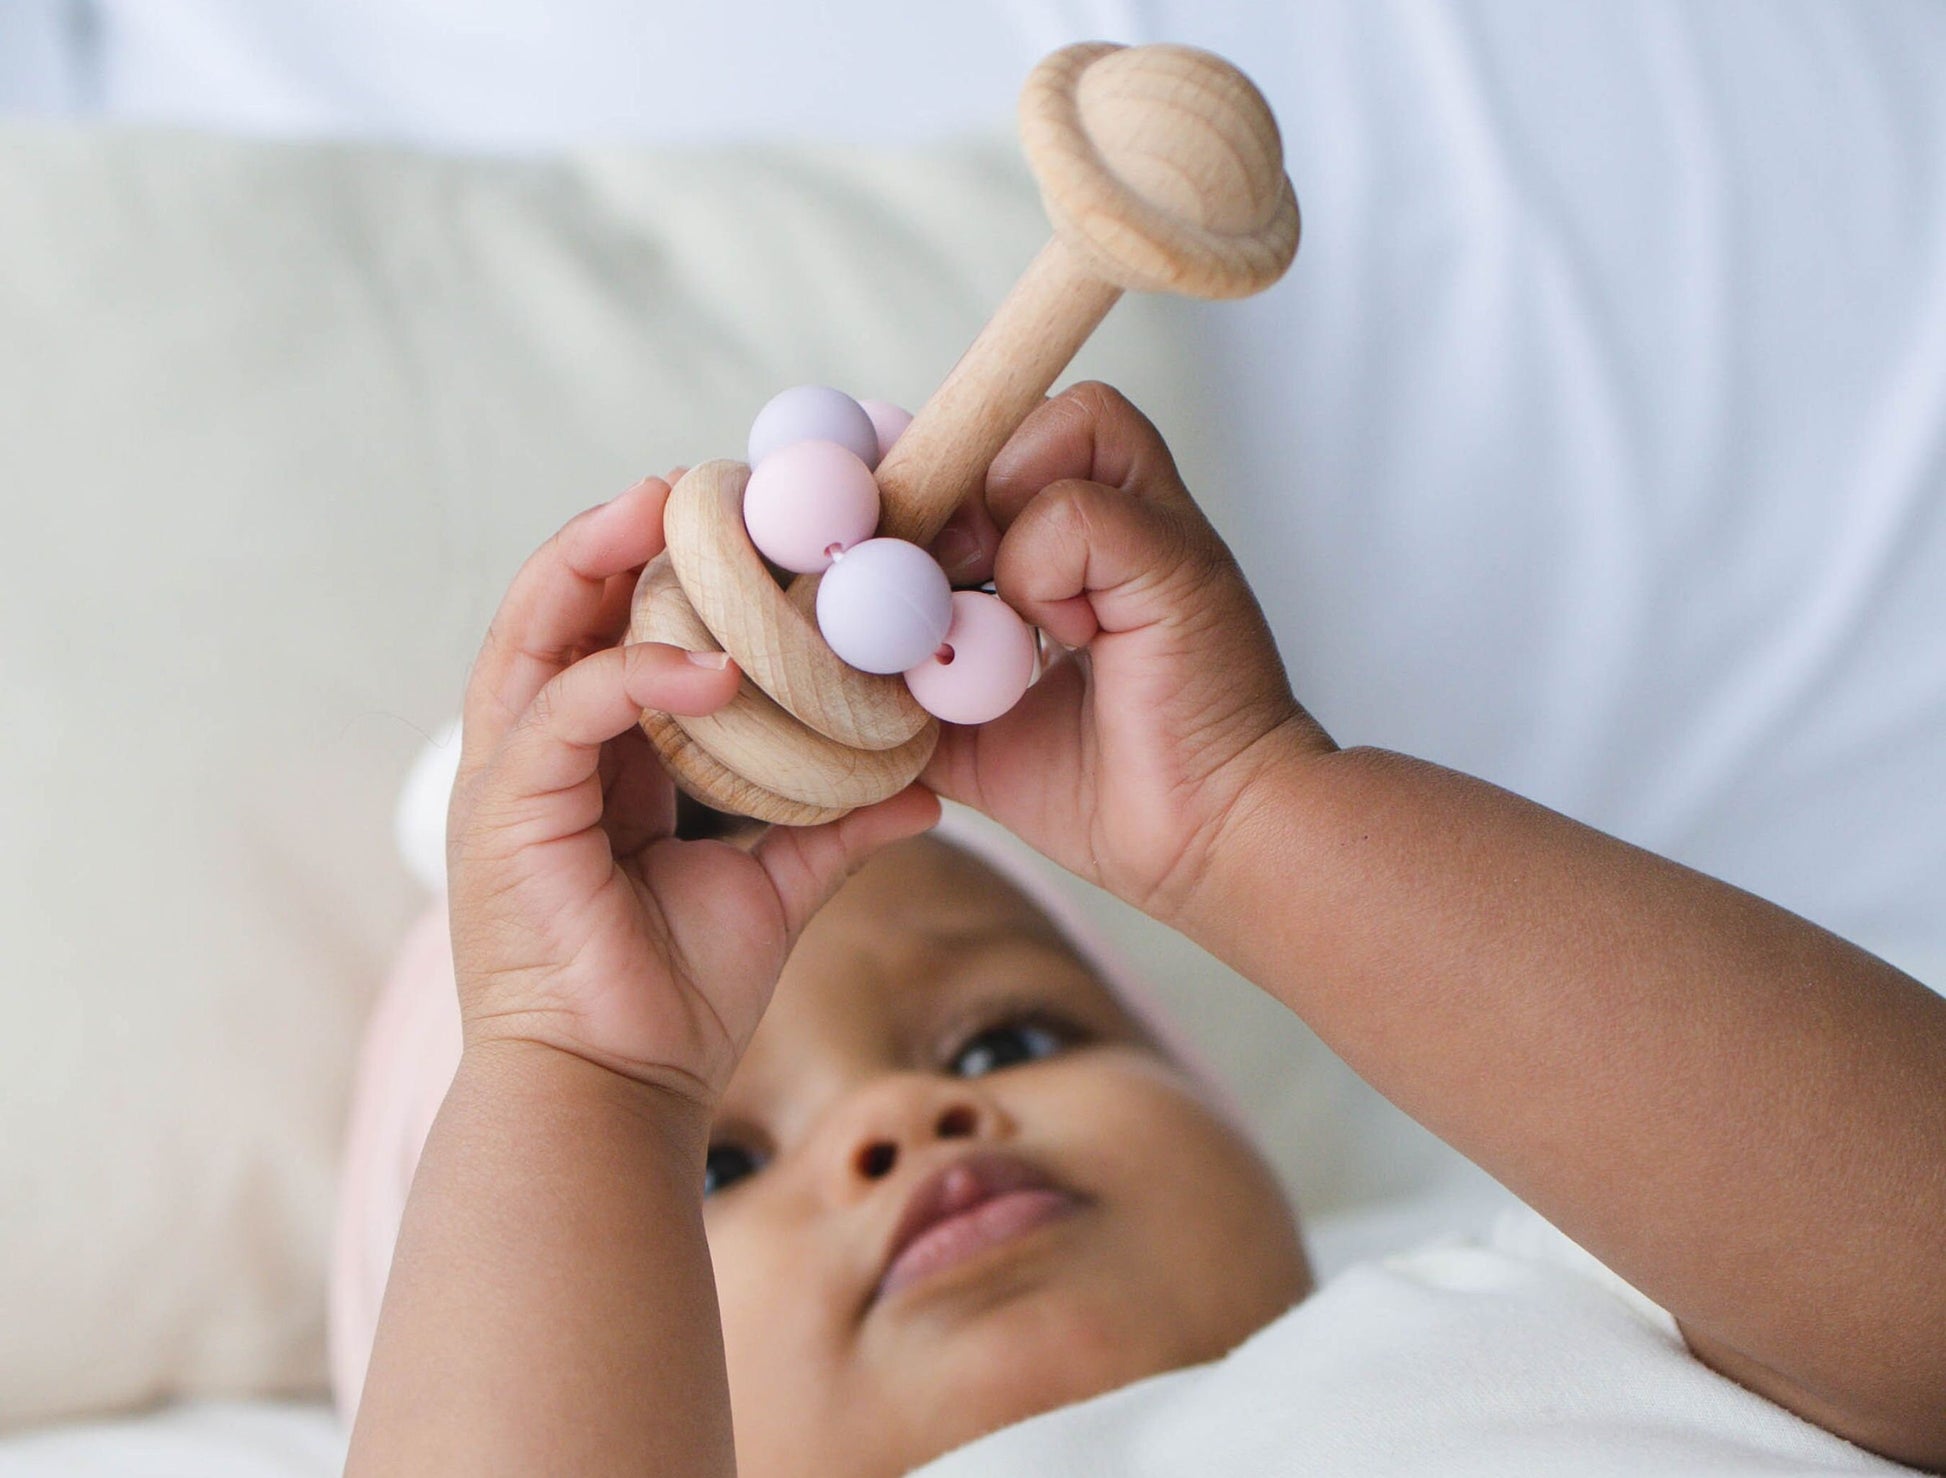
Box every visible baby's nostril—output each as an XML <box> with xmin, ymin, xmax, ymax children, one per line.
<box><xmin>857</xmin><ymin>1141</ymin><xmax>897</xmax><ymax>1179</ymax></box>
<box><xmin>936</xmin><ymin>1105</ymin><xmax>977</xmax><ymax>1139</ymax></box>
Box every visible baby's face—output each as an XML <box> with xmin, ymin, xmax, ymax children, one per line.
<box><xmin>705</xmin><ymin>835</ymin><xmax>1310</xmax><ymax>1477</ymax></box>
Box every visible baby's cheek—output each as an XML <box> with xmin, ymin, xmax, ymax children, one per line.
<box><xmin>1035</xmin><ymin>1056</ymin><xmax>1309</xmax><ymax>1333</ymax></box>
<box><xmin>709</xmin><ymin>1213</ymin><xmax>844</xmax><ymax>1472</ymax></box>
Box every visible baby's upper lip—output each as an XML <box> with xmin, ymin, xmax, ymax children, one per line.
<box><xmin>871</xmin><ymin>1150</ymin><xmax>1071</xmax><ymax>1305</ymax></box>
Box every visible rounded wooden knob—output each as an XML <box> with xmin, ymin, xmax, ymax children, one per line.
<box><xmin>1021</xmin><ymin>42</ymin><xmax>1300</xmax><ymax>299</ymax></box>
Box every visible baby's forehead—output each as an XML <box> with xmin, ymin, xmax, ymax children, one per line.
<box><xmin>826</xmin><ymin>833</ymin><xmax>1070</xmax><ymax>942</ymax></box>
<box><xmin>790</xmin><ymin>835</ymin><xmax>1087</xmax><ymax>1001</ymax></box>
<box><xmin>728</xmin><ymin>836</ymin><xmax>1141</xmax><ymax>1092</ymax></box>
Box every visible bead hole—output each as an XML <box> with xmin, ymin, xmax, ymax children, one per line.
<box><xmin>934</xmin><ymin>644</ymin><xmax>955</xmax><ymax>666</ymax></box>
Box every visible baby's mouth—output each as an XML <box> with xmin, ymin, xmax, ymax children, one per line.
<box><xmin>871</xmin><ymin>1151</ymin><xmax>1087</xmax><ymax>1306</ymax></box>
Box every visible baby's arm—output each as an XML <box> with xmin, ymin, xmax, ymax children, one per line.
<box><xmin>931</xmin><ymin>384</ymin><xmax>1946</xmax><ymax>1471</ymax></box>
<box><xmin>344</xmin><ymin>478</ymin><xmax>936</xmax><ymax>1476</ymax></box>
<box><xmin>350</xmin><ymin>1042</ymin><xmax>731</xmax><ymax>1475</ymax></box>
<box><xmin>1190</xmin><ymin>744</ymin><xmax>1946</xmax><ymax>1469</ymax></box>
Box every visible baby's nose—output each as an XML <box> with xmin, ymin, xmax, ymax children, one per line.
<box><xmin>852</xmin><ymin>1098</ymin><xmax>982</xmax><ymax>1183</ymax></box>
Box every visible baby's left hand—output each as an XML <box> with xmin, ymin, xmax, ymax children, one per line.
<box><xmin>923</xmin><ymin>382</ymin><xmax>1335</xmax><ymax>925</ymax></box>
<box><xmin>447</xmin><ymin>474</ymin><xmax>937</xmax><ymax>1108</ymax></box>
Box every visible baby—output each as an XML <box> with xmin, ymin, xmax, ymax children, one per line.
<box><xmin>341</xmin><ymin>384</ymin><xmax>1946</xmax><ymax>1474</ymax></box>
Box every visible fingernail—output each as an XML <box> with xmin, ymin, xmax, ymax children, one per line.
<box><xmin>686</xmin><ymin>649</ymin><xmax>732</xmax><ymax>670</ymax></box>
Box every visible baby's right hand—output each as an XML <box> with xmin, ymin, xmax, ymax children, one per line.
<box><xmin>447</xmin><ymin>475</ymin><xmax>938</xmax><ymax>1113</ymax></box>
<box><xmin>924</xmin><ymin>383</ymin><xmax>1336</xmax><ymax>927</ymax></box>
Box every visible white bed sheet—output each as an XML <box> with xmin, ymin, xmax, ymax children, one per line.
<box><xmin>0</xmin><ymin>1192</ymin><xmax>1501</xmax><ymax>1476</ymax></box>
<box><xmin>0</xmin><ymin>1402</ymin><xmax>344</xmax><ymax>1478</ymax></box>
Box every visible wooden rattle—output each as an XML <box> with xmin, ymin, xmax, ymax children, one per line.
<box><xmin>630</xmin><ymin>40</ymin><xmax>1301</xmax><ymax>825</ymax></box>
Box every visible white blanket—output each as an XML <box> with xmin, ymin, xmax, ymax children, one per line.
<box><xmin>0</xmin><ymin>1210</ymin><xmax>1912</xmax><ymax>1476</ymax></box>
<box><xmin>911</xmin><ymin>1208</ymin><xmax>1917</xmax><ymax>1477</ymax></box>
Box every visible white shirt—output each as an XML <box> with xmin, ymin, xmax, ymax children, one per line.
<box><xmin>911</xmin><ymin>1207</ymin><xmax>1919</xmax><ymax>1476</ymax></box>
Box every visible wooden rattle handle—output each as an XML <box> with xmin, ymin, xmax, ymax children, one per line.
<box><xmin>869</xmin><ymin>39</ymin><xmax>1301</xmax><ymax>547</ymax></box>
<box><xmin>870</xmin><ymin>236</ymin><xmax>1120</xmax><ymax>547</ymax></box>
<box><xmin>637</xmin><ymin>40</ymin><xmax>1301</xmax><ymax>824</ymax></box>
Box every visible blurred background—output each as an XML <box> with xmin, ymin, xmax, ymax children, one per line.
<box><xmin>2</xmin><ymin>1</ymin><xmax>1942</xmax><ymax>1470</ymax></box>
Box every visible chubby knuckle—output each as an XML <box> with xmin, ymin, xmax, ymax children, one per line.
<box><xmin>1077</xmin><ymin>480</ymin><xmax>1180</xmax><ymax>566</ymax></box>
<box><xmin>1165</xmin><ymin>505</ymin><xmax>1235</xmax><ymax>579</ymax></box>
<box><xmin>620</xmin><ymin>639</ymin><xmax>662</xmax><ymax>686</ymax></box>
<box><xmin>1064</xmin><ymin>378</ymin><xmax>1133</xmax><ymax>423</ymax></box>
<box><xmin>1001</xmin><ymin>476</ymin><xmax>1079</xmax><ymax>551</ymax></box>
<box><xmin>474</xmin><ymin>615</ymin><xmax>511</xmax><ymax>671</ymax></box>
<box><xmin>524</xmin><ymin>672</ymin><xmax>567</xmax><ymax>735</ymax></box>
<box><xmin>1068</xmin><ymin>379</ymin><xmax>1167</xmax><ymax>452</ymax></box>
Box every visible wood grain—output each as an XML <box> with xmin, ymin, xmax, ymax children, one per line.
<box><xmin>630</xmin><ymin>557</ymin><xmax>935</xmax><ymax>823</ymax></box>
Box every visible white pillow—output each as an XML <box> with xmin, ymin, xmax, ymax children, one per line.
<box><xmin>0</xmin><ymin>122</ymin><xmax>1344</xmax><ymax>1428</ymax></box>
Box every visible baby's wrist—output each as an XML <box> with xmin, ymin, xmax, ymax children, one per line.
<box><xmin>454</xmin><ymin>1031</ymin><xmax>719</xmax><ymax>1148</ymax></box>
<box><xmin>1169</xmin><ymin>713</ymin><xmax>1338</xmax><ymax>948</ymax></box>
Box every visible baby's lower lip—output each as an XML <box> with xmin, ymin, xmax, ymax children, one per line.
<box><xmin>876</xmin><ymin>1188</ymin><xmax>1084</xmax><ymax>1303</ymax></box>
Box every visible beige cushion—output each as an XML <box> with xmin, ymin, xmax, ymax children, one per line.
<box><xmin>0</xmin><ymin>121</ymin><xmax>1283</xmax><ymax>1428</ymax></box>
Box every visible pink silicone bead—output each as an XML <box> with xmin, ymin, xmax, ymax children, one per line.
<box><xmin>857</xmin><ymin>399</ymin><xmax>914</xmax><ymax>463</ymax></box>
<box><xmin>815</xmin><ymin>539</ymin><xmax>953</xmax><ymax>674</ymax></box>
<box><xmin>748</xmin><ymin>385</ymin><xmax>882</xmax><ymax>470</ymax></box>
<box><xmin>903</xmin><ymin>591</ymin><xmax>1037</xmax><ymax>725</ymax></box>
<box><xmin>742</xmin><ymin>439</ymin><xmax>881</xmax><ymax>574</ymax></box>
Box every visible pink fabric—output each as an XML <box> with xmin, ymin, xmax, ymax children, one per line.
<box><xmin>326</xmin><ymin>904</ymin><xmax>460</xmax><ymax>1421</ymax></box>
<box><xmin>325</xmin><ymin>809</ymin><xmax>1234</xmax><ymax>1422</ymax></box>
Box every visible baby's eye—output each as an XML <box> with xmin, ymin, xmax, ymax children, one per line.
<box><xmin>704</xmin><ymin>1142</ymin><xmax>765</xmax><ymax>1197</ymax></box>
<box><xmin>950</xmin><ymin>1017</ymin><xmax>1070</xmax><ymax>1078</ymax></box>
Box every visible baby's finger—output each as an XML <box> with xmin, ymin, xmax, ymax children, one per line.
<box><xmin>469</xmin><ymin>643</ymin><xmax>738</xmax><ymax>850</ymax></box>
<box><xmin>602</xmin><ymin>725</ymin><xmax>683</xmax><ymax>859</ymax></box>
<box><xmin>461</xmin><ymin>477</ymin><xmax>672</xmax><ymax>772</ymax></box>
<box><xmin>750</xmin><ymin>785</ymin><xmax>943</xmax><ymax>941</ymax></box>
<box><xmin>992</xmin><ymin>477</ymin><xmax>1227</xmax><ymax>649</ymax></box>
<box><xmin>986</xmin><ymin>382</ymin><xmax>1194</xmax><ymax>529</ymax></box>
<box><xmin>927</xmin><ymin>490</ymin><xmax>1003</xmax><ymax>587</ymax></box>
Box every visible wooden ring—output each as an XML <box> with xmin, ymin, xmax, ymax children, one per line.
<box><xmin>662</xmin><ymin>461</ymin><xmax>930</xmax><ymax>752</ymax></box>
<box><xmin>629</xmin><ymin>555</ymin><xmax>937</xmax><ymax>822</ymax></box>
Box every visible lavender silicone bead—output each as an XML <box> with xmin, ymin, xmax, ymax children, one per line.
<box><xmin>748</xmin><ymin>385</ymin><xmax>882</xmax><ymax>470</ymax></box>
<box><xmin>815</xmin><ymin>539</ymin><xmax>953</xmax><ymax>675</ymax></box>
<box><xmin>742</xmin><ymin>440</ymin><xmax>882</xmax><ymax>574</ymax></box>
<box><xmin>904</xmin><ymin>592</ymin><xmax>1037</xmax><ymax>725</ymax></box>
<box><xmin>857</xmin><ymin>399</ymin><xmax>914</xmax><ymax>463</ymax></box>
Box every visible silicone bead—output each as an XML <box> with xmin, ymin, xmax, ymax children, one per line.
<box><xmin>816</xmin><ymin>539</ymin><xmax>953</xmax><ymax>675</ymax></box>
<box><xmin>748</xmin><ymin>385</ymin><xmax>882</xmax><ymax>470</ymax></box>
<box><xmin>742</xmin><ymin>440</ymin><xmax>882</xmax><ymax>573</ymax></box>
<box><xmin>857</xmin><ymin>399</ymin><xmax>914</xmax><ymax>463</ymax></box>
<box><xmin>904</xmin><ymin>591</ymin><xmax>1037</xmax><ymax>724</ymax></box>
